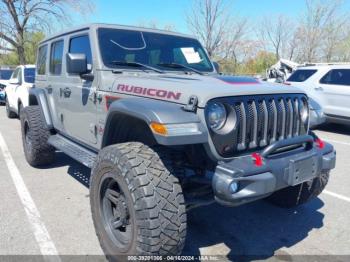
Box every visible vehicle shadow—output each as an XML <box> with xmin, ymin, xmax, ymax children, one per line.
<box><xmin>41</xmin><ymin>152</ymin><xmax>91</xmax><ymax>188</ymax></box>
<box><xmin>45</xmin><ymin>152</ymin><xmax>325</xmax><ymax>260</ymax></box>
<box><xmin>317</xmin><ymin>123</ymin><xmax>350</xmax><ymax>136</ymax></box>
<box><xmin>183</xmin><ymin>198</ymin><xmax>324</xmax><ymax>260</ymax></box>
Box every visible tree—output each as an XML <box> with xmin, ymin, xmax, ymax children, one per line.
<box><xmin>257</xmin><ymin>15</ymin><xmax>293</xmax><ymax>60</ymax></box>
<box><xmin>0</xmin><ymin>0</ymin><xmax>93</xmax><ymax>64</ymax></box>
<box><xmin>186</xmin><ymin>0</ymin><xmax>230</xmax><ymax>57</ymax></box>
<box><xmin>297</xmin><ymin>0</ymin><xmax>344</xmax><ymax>62</ymax></box>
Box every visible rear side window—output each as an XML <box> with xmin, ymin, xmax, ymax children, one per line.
<box><xmin>24</xmin><ymin>68</ymin><xmax>35</xmax><ymax>83</ymax></box>
<box><xmin>50</xmin><ymin>40</ymin><xmax>64</xmax><ymax>75</ymax></box>
<box><xmin>320</xmin><ymin>69</ymin><xmax>350</xmax><ymax>86</ymax></box>
<box><xmin>69</xmin><ymin>35</ymin><xmax>92</xmax><ymax>71</ymax></box>
<box><xmin>287</xmin><ymin>69</ymin><xmax>317</xmax><ymax>82</ymax></box>
<box><xmin>37</xmin><ymin>45</ymin><xmax>47</xmax><ymax>75</ymax></box>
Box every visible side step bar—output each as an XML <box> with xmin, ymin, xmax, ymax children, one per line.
<box><xmin>48</xmin><ymin>134</ymin><xmax>97</xmax><ymax>168</ymax></box>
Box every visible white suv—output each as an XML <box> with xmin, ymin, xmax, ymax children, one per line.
<box><xmin>286</xmin><ymin>64</ymin><xmax>350</xmax><ymax>125</ymax></box>
<box><xmin>5</xmin><ymin>65</ymin><xmax>35</xmax><ymax>118</ymax></box>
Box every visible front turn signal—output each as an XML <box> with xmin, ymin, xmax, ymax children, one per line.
<box><xmin>150</xmin><ymin>122</ymin><xmax>168</xmax><ymax>135</ymax></box>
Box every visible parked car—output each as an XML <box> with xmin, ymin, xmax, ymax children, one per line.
<box><xmin>0</xmin><ymin>68</ymin><xmax>14</xmax><ymax>105</ymax></box>
<box><xmin>21</xmin><ymin>24</ymin><xmax>335</xmax><ymax>259</ymax></box>
<box><xmin>286</xmin><ymin>64</ymin><xmax>350</xmax><ymax>125</ymax></box>
<box><xmin>5</xmin><ymin>65</ymin><xmax>35</xmax><ymax>118</ymax></box>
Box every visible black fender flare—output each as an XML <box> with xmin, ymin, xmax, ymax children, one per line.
<box><xmin>102</xmin><ymin>97</ymin><xmax>208</xmax><ymax>147</ymax></box>
<box><xmin>28</xmin><ymin>88</ymin><xmax>53</xmax><ymax>129</ymax></box>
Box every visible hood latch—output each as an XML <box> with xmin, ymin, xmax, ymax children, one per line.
<box><xmin>183</xmin><ymin>95</ymin><xmax>198</xmax><ymax>112</ymax></box>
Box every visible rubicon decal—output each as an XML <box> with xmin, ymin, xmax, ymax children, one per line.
<box><xmin>116</xmin><ymin>84</ymin><xmax>182</xmax><ymax>100</ymax></box>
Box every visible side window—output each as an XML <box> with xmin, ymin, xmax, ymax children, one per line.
<box><xmin>69</xmin><ymin>35</ymin><xmax>92</xmax><ymax>72</ymax></box>
<box><xmin>287</xmin><ymin>69</ymin><xmax>317</xmax><ymax>82</ymax></box>
<box><xmin>320</xmin><ymin>69</ymin><xmax>350</xmax><ymax>86</ymax></box>
<box><xmin>37</xmin><ymin>45</ymin><xmax>48</xmax><ymax>75</ymax></box>
<box><xmin>11</xmin><ymin>68</ymin><xmax>20</xmax><ymax>80</ymax></box>
<box><xmin>50</xmin><ymin>40</ymin><xmax>64</xmax><ymax>75</ymax></box>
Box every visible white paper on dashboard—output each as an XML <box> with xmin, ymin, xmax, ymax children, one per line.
<box><xmin>181</xmin><ymin>47</ymin><xmax>202</xmax><ymax>64</ymax></box>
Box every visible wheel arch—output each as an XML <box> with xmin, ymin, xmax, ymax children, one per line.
<box><xmin>101</xmin><ymin>97</ymin><xmax>208</xmax><ymax>148</ymax></box>
<box><xmin>102</xmin><ymin>112</ymin><xmax>157</xmax><ymax>148</ymax></box>
<box><xmin>28</xmin><ymin>88</ymin><xmax>53</xmax><ymax>129</ymax></box>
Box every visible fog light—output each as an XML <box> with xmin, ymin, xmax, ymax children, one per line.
<box><xmin>230</xmin><ymin>182</ymin><xmax>239</xmax><ymax>193</ymax></box>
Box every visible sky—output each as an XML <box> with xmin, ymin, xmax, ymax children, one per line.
<box><xmin>69</xmin><ymin>0</ymin><xmax>316</xmax><ymax>34</ymax></box>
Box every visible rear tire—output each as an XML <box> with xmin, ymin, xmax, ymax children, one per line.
<box><xmin>20</xmin><ymin>106</ymin><xmax>55</xmax><ymax>167</ymax></box>
<box><xmin>6</xmin><ymin>96</ymin><xmax>17</xmax><ymax>118</ymax></box>
<box><xmin>266</xmin><ymin>171</ymin><xmax>329</xmax><ymax>208</ymax></box>
<box><xmin>90</xmin><ymin>142</ymin><xmax>187</xmax><ymax>260</ymax></box>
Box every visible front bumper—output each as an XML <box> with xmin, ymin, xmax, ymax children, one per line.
<box><xmin>212</xmin><ymin>135</ymin><xmax>336</xmax><ymax>206</ymax></box>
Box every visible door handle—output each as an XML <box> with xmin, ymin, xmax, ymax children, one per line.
<box><xmin>60</xmin><ymin>87</ymin><xmax>71</xmax><ymax>98</ymax></box>
<box><xmin>314</xmin><ymin>86</ymin><xmax>323</xmax><ymax>91</ymax></box>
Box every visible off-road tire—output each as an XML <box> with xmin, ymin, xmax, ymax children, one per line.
<box><xmin>90</xmin><ymin>142</ymin><xmax>187</xmax><ymax>261</ymax></box>
<box><xmin>20</xmin><ymin>106</ymin><xmax>55</xmax><ymax>166</ymax></box>
<box><xmin>266</xmin><ymin>171</ymin><xmax>329</xmax><ymax>208</ymax></box>
<box><xmin>5</xmin><ymin>96</ymin><xmax>17</xmax><ymax>118</ymax></box>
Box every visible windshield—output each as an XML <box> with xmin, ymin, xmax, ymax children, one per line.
<box><xmin>0</xmin><ymin>69</ymin><xmax>14</xmax><ymax>80</ymax></box>
<box><xmin>98</xmin><ymin>28</ymin><xmax>214</xmax><ymax>73</ymax></box>
<box><xmin>24</xmin><ymin>68</ymin><xmax>35</xmax><ymax>84</ymax></box>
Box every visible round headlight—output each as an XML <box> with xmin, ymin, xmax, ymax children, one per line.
<box><xmin>207</xmin><ymin>103</ymin><xmax>227</xmax><ymax>131</ymax></box>
<box><xmin>300</xmin><ymin>99</ymin><xmax>309</xmax><ymax>123</ymax></box>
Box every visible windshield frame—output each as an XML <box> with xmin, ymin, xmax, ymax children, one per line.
<box><xmin>96</xmin><ymin>27</ymin><xmax>215</xmax><ymax>73</ymax></box>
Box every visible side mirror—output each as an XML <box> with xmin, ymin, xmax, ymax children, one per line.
<box><xmin>66</xmin><ymin>53</ymin><xmax>88</xmax><ymax>75</ymax></box>
<box><xmin>212</xmin><ymin>61</ymin><xmax>220</xmax><ymax>73</ymax></box>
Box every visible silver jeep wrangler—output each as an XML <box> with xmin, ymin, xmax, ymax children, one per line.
<box><xmin>20</xmin><ymin>23</ymin><xmax>336</xmax><ymax>259</ymax></box>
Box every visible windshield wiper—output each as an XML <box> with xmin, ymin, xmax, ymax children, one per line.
<box><xmin>110</xmin><ymin>61</ymin><xmax>164</xmax><ymax>74</ymax></box>
<box><xmin>157</xmin><ymin>63</ymin><xmax>204</xmax><ymax>75</ymax></box>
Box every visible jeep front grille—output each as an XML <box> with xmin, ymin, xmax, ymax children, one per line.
<box><xmin>207</xmin><ymin>94</ymin><xmax>309</xmax><ymax>157</ymax></box>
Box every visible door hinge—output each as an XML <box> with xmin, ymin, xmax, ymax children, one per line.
<box><xmin>89</xmin><ymin>91</ymin><xmax>103</xmax><ymax>103</ymax></box>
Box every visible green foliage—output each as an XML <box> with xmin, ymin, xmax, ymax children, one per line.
<box><xmin>218</xmin><ymin>51</ymin><xmax>277</xmax><ymax>75</ymax></box>
<box><xmin>0</xmin><ymin>31</ymin><xmax>45</xmax><ymax>65</ymax></box>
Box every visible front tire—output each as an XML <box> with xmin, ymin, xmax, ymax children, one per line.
<box><xmin>266</xmin><ymin>171</ymin><xmax>329</xmax><ymax>208</ymax></box>
<box><xmin>90</xmin><ymin>142</ymin><xmax>187</xmax><ymax>260</ymax></box>
<box><xmin>20</xmin><ymin>106</ymin><xmax>55</xmax><ymax>167</ymax></box>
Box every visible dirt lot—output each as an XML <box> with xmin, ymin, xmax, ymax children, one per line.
<box><xmin>0</xmin><ymin>106</ymin><xmax>349</xmax><ymax>261</ymax></box>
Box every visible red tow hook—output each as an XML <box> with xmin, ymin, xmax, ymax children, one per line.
<box><xmin>315</xmin><ymin>138</ymin><xmax>325</xmax><ymax>149</ymax></box>
<box><xmin>251</xmin><ymin>153</ymin><xmax>264</xmax><ymax>167</ymax></box>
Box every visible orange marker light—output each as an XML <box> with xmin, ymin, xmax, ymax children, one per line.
<box><xmin>150</xmin><ymin>122</ymin><xmax>168</xmax><ymax>135</ymax></box>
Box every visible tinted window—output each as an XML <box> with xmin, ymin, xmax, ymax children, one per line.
<box><xmin>98</xmin><ymin>28</ymin><xmax>213</xmax><ymax>72</ymax></box>
<box><xmin>320</xmin><ymin>69</ymin><xmax>350</xmax><ymax>85</ymax></box>
<box><xmin>0</xmin><ymin>69</ymin><xmax>14</xmax><ymax>80</ymax></box>
<box><xmin>50</xmin><ymin>40</ymin><xmax>64</xmax><ymax>75</ymax></box>
<box><xmin>287</xmin><ymin>69</ymin><xmax>317</xmax><ymax>82</ymax></box>
<box><xmin>37</xmin><ymin>45</ymin><xmax>47</xmax><ymax>75</ymax></box>
<box><xmin>24</xmin><ymin>68</ymin><xmax>35</xmax><ymax>83</ymax></box>
<box><xmin>69</xmin><ymin>35</ymin><xmax>92</xmax><ymax>71</ymax></box>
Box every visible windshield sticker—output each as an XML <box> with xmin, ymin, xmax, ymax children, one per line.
<box><xmin>116</xmin><ymin>84</ymin><xmax>182</xmax><ymax>100</ymax></box>
<box><xmin>181</xmin><ymin>47</ymin><xmax>202</xmax><ymax>64</ymax></box>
